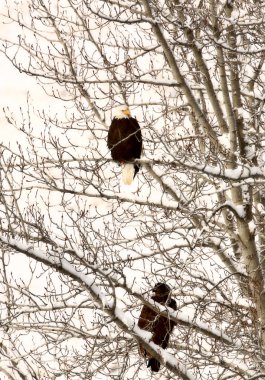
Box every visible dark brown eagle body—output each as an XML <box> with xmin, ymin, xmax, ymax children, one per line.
<box><xmin>138</xmin><ymin>283</ymin><xmax>177</xmax><ymax>372</ymax></box>
<box><xmin>107</xmin><ymin>106</ymin><xmax>142</xmax><ymax>184</ymax></box>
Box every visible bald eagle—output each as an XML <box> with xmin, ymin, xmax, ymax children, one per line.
<box><xmin>138</xmin><ymin>283</ymin><xmax>176</xmax><ymax>372</ymax></box>
<box><xmin>107</xmin><ymin>105</ymin><xmax>142</xmax><ymax>185</ymax></box>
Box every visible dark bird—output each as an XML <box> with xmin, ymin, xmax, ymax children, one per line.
<box><xmin>138</xmin><ymin>283</ymin><xmax>177</xmax><ymax>372</ymax></box>
<box><xmin>107</xmin><ymin>105</ymin><xmax>142</xmax><ymax>185</ymax></box>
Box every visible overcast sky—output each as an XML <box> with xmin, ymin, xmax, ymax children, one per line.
<box><xmin>0</xmin><ymin>1</ymin><xmax>50</xmax><ymax>145</ymax></box>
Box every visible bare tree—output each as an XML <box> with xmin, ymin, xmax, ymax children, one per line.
<box><xmin>1</xmin><ymin>0</ymin><xmax>265</xmax><ymax>379</ymax></box>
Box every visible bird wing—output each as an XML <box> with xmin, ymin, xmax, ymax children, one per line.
<box><xmin>138</xmin><ymin>304</ymin><xmax>157</xmax><ymax>331</ymax></box>
<box><xmin>151</xmin><ymin>297</ymin><xmax>177</xmax><ymax>349</ymax></box>
<box><xmin>107</xmin><ymin>119</ymin><xmax>121</xmax><ymax>150</ymax></box>
<box><xmin>138</xmin><ymin>304</ymin><xmax>157</xmax><ymax>358</ymax></box>
<box><xmin>129</xmin><ymin>118</ymin><xmax>142</xmax><ymax>157</ymax></box>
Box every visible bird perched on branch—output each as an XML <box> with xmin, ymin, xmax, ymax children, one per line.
<box><xmin>138</xmin><ymin>283</ymin><xmax>177</xmax><ymax>372</ymax></box>
<box><xmin>107</xmin><ymin>105</ymin><xmax>142</xmax><ymax>185</ymax></box>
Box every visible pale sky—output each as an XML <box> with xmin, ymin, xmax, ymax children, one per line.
<box><xmin>0</xmin><ymin>1</ymin><xmax>51</xmax><ymax>145</ymax></box>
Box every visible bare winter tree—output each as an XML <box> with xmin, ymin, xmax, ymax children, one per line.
<box><xmin>1</xmin><ymin>0</ymin><xmax>265</xmax><ymax>379</ymax></box>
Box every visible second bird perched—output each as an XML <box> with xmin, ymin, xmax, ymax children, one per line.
<box><xmin>138</xmin><ymin>283</ymin><xmax>177</xmax><ymax>372</ymax></box>
<box><xmin>107</xmin><ymin>105</ymin><xmax>142</xmax><ymax>185</ymax></box>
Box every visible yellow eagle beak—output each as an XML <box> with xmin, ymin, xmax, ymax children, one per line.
<box><xmin>123</xmin><ymin>108</ymin><xmax>131</xmax><ymax>117</ymax></box>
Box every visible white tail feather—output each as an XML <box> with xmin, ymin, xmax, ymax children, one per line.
<box><xmin>121</xmin><ymin>163</ymin><xmax>135</xmax><ymax>185</ymax></box>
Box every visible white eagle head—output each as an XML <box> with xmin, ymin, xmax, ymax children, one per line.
<box><xmin>113</xmin><ymin>105</ymin><xmax>131</xmax><ymax>119</ymax></box>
